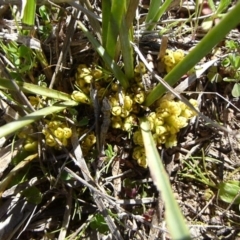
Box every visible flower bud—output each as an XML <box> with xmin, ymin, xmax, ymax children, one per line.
<box><xmin>111</xmin><ymin>82</ymin><xmax>119</xmax><ymax>92</ymax></box>
<box><xmin>79</xmin><ymin>67</ymin><xmax>91</xmax><ymax>78</ymax></box>
<box><xmin>92</xmin><ymin>69</ymin><xmax>102</xmax><ymax>79</ymax></box>
<box><xmin>111</xmin><ymin>106</ymin><xmax>122</xmax><ymax>116</ymax></box>
<box><xmin>54</xmin><ymin>127</ymin><xmax>64</xmax><ymax>139</ymax></box>
<box><xmin>24</xmin><ymin>140</ymin><xmax>38</xmax><ymax>151</ymax></box>
<box><xmin>133</xmin><ymin>130</ymin><xmax>144</xmax><ymax>146</ymax></box>
<box><xmin>83</xmin><ymin>75</ymin><xmax>93</xmax><ymax>83</ymax></box>
<box><xmin>63</xmin><ymin>127</ymin><xmax>72</xmax><ymax>138</ymax></box>
<box><xmin>71</xmin><ymin>91</ymin><xmax>90</xmax><ymax>104</ymax></box>
<box><xmin>134</xmin><ymin>91</ymin><xmax>145</xmax><ymax>104</ymax></box>
<box><xmin>134</xmin><ymin>62</ymin><xmax>146</xmax><ymax>74</ymax></box>
<box><xmin>155</xmin><ymin>125</ymin><xmax>167</xmax><ymax>136</ymax></box>
<box><xmin>123</xmin><ymin>95</ymin><xmax>133</xmax><ymax>111</ymax></box>
<box><xmin>165</xmin><ymin>134</ymin><xmax>177</xmax><ymax>148</ymax></box>
<box><xmin>120</xmin><ymin>109</ymin><xmax>130</xmax><ymax>118</ymax></box>
<box><xmin>111</xmin><ymin>116</ymin><xmax>122</xmax><ymax>129</ymax></box>
<box><xmin>46</xmin><ymin>135</ymin><xmax>56</xmax><ymax>147</ymax></box>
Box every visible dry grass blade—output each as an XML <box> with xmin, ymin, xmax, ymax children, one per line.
<box><xmin>49</xmin><ymin>8</ymin><xmax>81</xmax><ymax>88</ymax></box>
<box><xmin>0</xmin><ymin>196</ymin><xmax>36</xmax><ymax>240</ymax></box>
<box><xmin>58</xmin><ymin>188</ymin><xmax>72</xmax><ymax>240</ymax></box>
<box><xmin>0</xmin><ymin>153</ymin><xmax>38</xmax><ymax>197</ymax></box>
<box><xmin>0</xmin><ymin>33</ymin><xmax>41</xmax><ymax>50</ymax></box>
<box><xmin>100</xmin><ymin>97</ymin><xmax>111</xmax><ymax>154</ymax></box>
<box><xmin>70</xmin><ymin>127</ymin><xmax>124</xmax><ymax>239</ymax></box>
<box><xmin>0</xmin><ymin>58</ymin><xmax>34</xmax><ymax>113</ymax></box>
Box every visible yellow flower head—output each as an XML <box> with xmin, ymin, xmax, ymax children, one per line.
<box><xmin>54</xmin><ymin>127</ymin><xmax>64</xmax><ymax>139</ymax></box>
<box><xmin>83</xmin><ymin>133</ymin><xmax>96</xmax><ymax>147</ymax></box>
<box><xmin>133</xmin><ymin>130</ymin><xmax>144</xmax><ymax>146</ymax></box>
<box><xmin>120</xmin><ymin>109</ymin><xmax>130</xmax><ymax>118</ymax></box>
<box><xmin>154</xmin><ymin>113</ymin><xmax>165</xmax><ymax>126</ymax></box>
<box><xmin>92</xmin><ymin>68</ymin><xmax>103</xmax><ymax>79</ymax></box>
<box><xmin>132</xmin><ymin>146</ymin><xmax>147</xmax><ymax>168</ymax></box>
<box><xmin>111</xmin><ymin>116</ymin><xmax>123</xmax><ymax>129</ymax></box>
<box><xmin>63</xmin><ymin>127</ymin><xmax>72</xmax><ymax>139</ymax></box>
<box><xmin>134</xmin><ymin>91</ymin><xmax>145</xmax><ymax>104</ymax></box>
<box><xmin>134</xmin><ymin>62</ymin><xmax>146</xmax><ymax>74</ymax></box>
<box><xmin>123</xmin><ymin>115</ymin><xmax>136</xmax><ymax>132</ymax></box>
<box><xmin>29</xmin><ymin>96</ymin><xmax>43</xmax><ymax>108</ymax></box>
<box><xmin>71</xmin><ymin>91</ymin><xmax>90</xmax><ymax>104</ymax></box>
<box><xmin>111</xmin><ymin>106</ymin><xmax>122</xmax><ymax>116</ymax></box>
<box><xmin>155</xmin><ymin>125</ymin><xmax>167</xmax><ymax>136</ymax></box>
<box><xmin>123</xmin><ymin>95</ymin><xmax>133</xmax><ymax>112</ymax></box>
<box><xmin>165</xmin><ymin>134</ymin><xmax>178</xmax><ymax>148</ymax></box>
<box><xmin>173</xmin><ymin>49</ymin><xmax>184</xmax><ymax>63</ymax></box>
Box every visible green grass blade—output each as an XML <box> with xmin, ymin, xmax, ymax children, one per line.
<box><xmin>0</xmin><ymin>101</ymin><xmax>78</xmax><ymax>138</ymax></box>
<box><xmin>104</xmin><ymin>1</ymin><xmax>126</xmax><ymax>59</ymax></box>
<box><xmin>144</xmin><ymin>2</ymin><xmax>240</xmax><ymax>106</ymax></box>
<box><xmin>21</xmin><ymin>0</ymin><xmax>36</xmax><ymax>26</ymax></box>
<box><xmin>119</xmin><ymin>21</ymin><xmax>134</xmax><ymax>79</ymax></box>
<box><xmin>125</xmin><ymin>0</ymin><xmax>139</xmax><ymax>29</ymax></box>
<box><xmin>102</xmin><ymin>0</ymin><xmax>111</xmax><ymax>48</ymax></box>
<box><xmin>145</xmin><ymin>0</ymin><xmax>162</xmax><ymax>25</ymax></box>
<box><xmin>140</xmin><ymin>118</ymin><xmax>191</xmax><ymax>239</ymax></box>
<box><xmin>145</xmin><ymin>0</ymin><xmax>172</xmax><ymax>31</ymax></box>
<box><xmin>78</xmin><ymin>21</ymin><xmax>129</xmax><ymax>89</ymax></box>
<box><xmin>0</xmin><ymin>78</ymin><xmax>73</xmax><ymax>101</ymax></box>
<box><xmin>119</xmin><ymin>0</ymin><xmax>138</xmax><ymax>79</ymax></box>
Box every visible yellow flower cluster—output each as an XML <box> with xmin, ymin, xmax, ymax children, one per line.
<box><xmin>109</xmin><ymin>62</ymin><xmax>147</xmax><ymax>132</ymax></box>
<box><xmin>151</xmin><ymin>98</ymin><xmax>197</xmax><ymax>147</ymax></box>
<box><xmin>42</xmin><ymin>120</ymin><xmax>72</xmax><ymax>148</ymax></box>
<box><xmin>162</xmin><ymin>49</ymin><xmax>185</xmax><ymax>73</ymax></box>
<box><xmin>132</xmin><ymin>99</ymin><xmax>198</xmax><ymax>167</ymax></box>
<box><xmin>71</xmin><ymin>90</ymin><xmax>91</xmax><ymax>104</ymax></box>
<box><xmin>132</xmin><ymin>146</ymin><xmax>147</xmax><ymax>168</ymax></box>
<box><xmin>75</xmin><ymin>64</ymin><xmax>103</xmax><ymax>95</ymax></box>
<box><xmin>80</xmin><ymin>131</ymin><xmax>96</xmax><ymax>155</ymax></box>
<box><xmin>109</xmin><ymin>93</ymin><xmax>139</xmax><ymax>132</ymax></box>
<box><xmin>18</xmin><ymin>126</ymin><xmax>38</xmax><ymax>152</ymax></box>
<box><xmin>28</xmin><ymin>96</ymin><xmax>44</xmax><ymax>109</ymax></box>
<box><xmin>73</xmin><ymin>62</ymin><xmax>197</xmax><ymax>168</ymax></box>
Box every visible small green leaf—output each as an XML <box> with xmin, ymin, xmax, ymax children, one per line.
<box><xmin>105</xmin><ymin>144</ymin><xmax>114</xmax><ymax>158</ymax></box>
<box><xmin>12</xmin><ymin>149</ymin><xmax>31</xmax><ymax>166</ymax></box>
<box><xmin>207</xmin><ymin>72</ymin><xmax>222</xmax><ymax>83</ymax></box>
<box><xmin>90</xmin><ymin>213</ymin><xmax>109</xmax><ymax>234</ymax></box>
<box><xmin>21</xmin><ymin>0</ymin><xmax>37</xmax><ymax>26</ymax></box>
<box><xmin>60</xmin><ymin>171</ymin><xmax>73</xmax><ymax>181</ymax></box>
<box><xmin>39</xmin><ymin>5</ymin><xmax>50</xmax><ymax>22</ymax></box>
<box><xmin>221</xmin><ymin>58</ymin><xmax>230</xmax><ymax>67</ymax></box>
<box><xmin>225</xmin><ymin>40</ymin><xmax>240</xmax><ymax>50</ymax></box>
<box><xmin>22</xmin><ymin>186</ymin><xmax>42</xmax><ymax>204</ymax></box>
<box><xmin>232</xmin><ymin>83</ymin><xmax>240</xmax><ymax>97</ymax></box>
<box><xmin>218</xmin><ymin>181</ymin><xmax>240</xmax><ymax>204</ymax></box>
<box><xmin>223</xmin><ymin>77</ymin><xmax>236</xmax><ymax>82</ymax></box>
<box><xmin>233</xmin><ymin>56</ymin><xmax>240</xmax><ymax>69</ymax></box>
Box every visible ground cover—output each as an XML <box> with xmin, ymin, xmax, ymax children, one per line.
<box><xmin>0</xmin><ymin>0</ymin><xmax>240</xmax><ymax>239</ymax></box>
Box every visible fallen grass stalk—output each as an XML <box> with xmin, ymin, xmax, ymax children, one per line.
<box><xmin>70</xmin><ymin>129</ymin><xmax>124</xmax><ymax>240</ymax></box>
